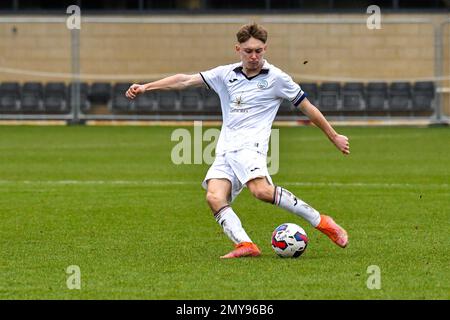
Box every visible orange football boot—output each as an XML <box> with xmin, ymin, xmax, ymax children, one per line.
<box><xmin>220</xmin><ymin>242</ymin><xmax>261</xmax><ymax>259</ymax></box>
<box><xmin>316</xmin><ymin>214</ymin><xmax>348</xmax><ymax>248</ymax></box>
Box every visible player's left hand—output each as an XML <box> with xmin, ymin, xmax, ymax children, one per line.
<box><xmin>332</xmin><ymin>134</ymin><xmax>350</xmax><ymax>155</ymax></box>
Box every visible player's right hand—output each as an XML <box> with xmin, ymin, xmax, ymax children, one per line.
<box><xmin>125</xmin><ymin>84</ymin><xmax>145</xmax><ymax>99</ymax></box>
<box><xmin>332</xmin><ymin>134</ymin><xmax>350</xmax><ymax>155</ymax></box>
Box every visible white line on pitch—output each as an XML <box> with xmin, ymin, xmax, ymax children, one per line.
<box><xmin>0</xmin><ymin>180</ymin><xmax>447</xmax><ymax>189</ymax></box>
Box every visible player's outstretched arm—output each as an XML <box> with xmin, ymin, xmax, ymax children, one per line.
<box><xmin>125</xmin><ymin>73</ymin><xmax>204</xmax><ymax>99</ymax></box>
<box><xmin>299</xmin><ymin>98</ymin><xmax>350</xmax><ymax>155</ymax></box>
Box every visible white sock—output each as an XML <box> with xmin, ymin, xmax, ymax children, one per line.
<box><xmin>273</xmin><ymin>186</ymin><xmax>321</xmax><ymax>227</ymax></box>
<box><xmin>214</xmin><ymin>206</ymin><xmax>252</xmax><ymax>244</ymax></box>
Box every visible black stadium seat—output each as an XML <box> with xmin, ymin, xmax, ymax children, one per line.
<box><xmin>111</xmin><ymin>83</ymin><xmax>132</xmax><ymax>112</ymax></box>
<box><xmin>179</xmin><ymin>88</ymin><xmax>202</xmax><ymax>112</ymax></box>
<box><xmin>318</xmin><ymin>82</ymin><xmax>340</xmax><ymax>111</ymax></box>
<box><xmin>23</xmin><ymin>82</ymin><xmax>43</xmax><ymax>95</ymax></box>
<box><xmin>366</xmin><ymin>82</ymin><xmax>387</xmax><ymax>112</ymax></box>
<box><xmin>44</xmin><ymin>82</ymin><xmax>68</xmax><ymax>113</ymax></box>
<box><xmin>113</xmin><ymin>82</ymin><xmax>132</xmax><ymax>95</ymax></box>
<box><xmin>111</xmin><ymin>95</ymin><xmax>132</xmax><ymax>112</ymax></box>
<box><xmin>45</xmin><ymin>82</ymin><xmax>66</xmax><ymax>93</ymax></box>
<box><xmin>201</xmin><ymin>89</ymin><xmax>221</xmax><ymax>114</ymax></box>
<box><xmin>157</xmin><ymin>91</ymin><xmax>179</xmax><ymax>112</ymax></box>
<box><xmin>412</xmin><ymin>81</ymin><xmax>435</xmax><ymax>112</ymax></box>
<box><xmin>89</xmin><ymin>82</ymin><xmax>111</xmax><ymax>104</ymax></box>
<box><xmin>389</xmin><ymin>82</ymin><xmax>411</xmax><ymax>112</ymax></box>
<box><xmin>0</xmin><ymin>82</ymin><xmax>20</xmax><ymax>112</ymax></box>
<box><xmin>0</xmin><ymin>82</ymin><xmax>20</xmax><ymax>93</ymax></box>
<box><xmin>299</xmin><ymin>83</ymin><xmax>318</xmax><ymax>105</ymax></box>
<box><xmin>21</xmin><ymin>82</ymin><xmax>43</xmax><ymax>112</ymax></box>
<box><xmin>134</xmin><ymin>92</ymin><xmax>157</xmax><ymax>112</ymax></box>
<box><xmin>342</xmin><ymin>82</ymin><xmax>365</xmax><ymax>111</ymax></box>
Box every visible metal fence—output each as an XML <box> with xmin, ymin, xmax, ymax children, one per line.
<box><xmin>0</xmin><ymin>15</ymin><xmax>448</xmax><ymax>124</ymax></box>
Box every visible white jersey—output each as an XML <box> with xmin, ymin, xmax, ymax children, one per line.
<box><xmin>200</xmin><ymin>60</ymin><xmax>306</xmax><ymax>156</ymax></box>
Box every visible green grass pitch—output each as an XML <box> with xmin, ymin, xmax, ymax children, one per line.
<box><xmin>0</xmin><ymin>125</ymin><xmax>448</xmax><ymax>299</ymax></box>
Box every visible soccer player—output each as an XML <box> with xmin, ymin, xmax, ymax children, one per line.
<box><xmin>126</xmin><ymin>23</ymin><xmax>349</xmax><ymax>258</ymax></box>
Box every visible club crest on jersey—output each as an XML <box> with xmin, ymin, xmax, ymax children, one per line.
<box><xmin>257</xmin><ymin>79</ymin><xmax>268</xmax><ymax>89</ymax></box>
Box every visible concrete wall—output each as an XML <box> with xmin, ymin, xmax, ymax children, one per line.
<box><xmin>0</xmin><ymin>14</ymin><xmax>448</xmax><ymax>112</ymax></box>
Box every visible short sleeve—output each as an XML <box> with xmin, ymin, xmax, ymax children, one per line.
<box><xmin>199</xmin><ymin>65</ymin><xmax>228</xmax><ymax>94</ymax></box>
<box><xmin>276</xmin><ymin>72</ymin><xmax>307</xmax><ymax>107</ymax></box>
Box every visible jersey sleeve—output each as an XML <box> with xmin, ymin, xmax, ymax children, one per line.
<box><xmin>199</xmin><ymin>65</ymin><xmax>227</xmax><ymax>93</ymax></box>
<box><xmin>276</xmin><ymin>72</ymin><xmax>307</xmax><ymax>107</ymax></box>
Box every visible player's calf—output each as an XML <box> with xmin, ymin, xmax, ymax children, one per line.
<box><xmin>272</xmin><ymin>186</ymin><xmax>321</xmax><ymax>227</ymax></box>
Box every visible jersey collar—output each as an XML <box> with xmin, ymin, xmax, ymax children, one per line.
<box><xmin>233</xmin><ymin>60</ymin><xmax>270</xmax><ymax>80</ymax></box>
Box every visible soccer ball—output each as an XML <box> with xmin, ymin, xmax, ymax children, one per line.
<box><xmin>271</xmin><ymin>223</ymin><xmax>308</xmax><ymax>258</ymax></box>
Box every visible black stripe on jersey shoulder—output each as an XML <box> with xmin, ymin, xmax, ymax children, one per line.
<box><xmin>199</xmin><ymin>72</ymin><xmax>211</xmax><ymax>90</ymax></box>
<box><xmin>290</xmin><ymin>89</ymin><xmax>304</xmax><ymax>103</ymax></box>
<box><xmin>293</xmin><ymin>92</ymin><xmax>307</xmax><ymax>107</ymax></box>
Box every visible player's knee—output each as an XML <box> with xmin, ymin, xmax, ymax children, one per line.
<box><xmin>250</xmin><ymin>186</ymin><xmax>273</xmax><ymax>203</ymax></box>
<box><xmin>206</xmin><ymin>191</ymin><xmax>227</xmax><ymax>210</ymax></box>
